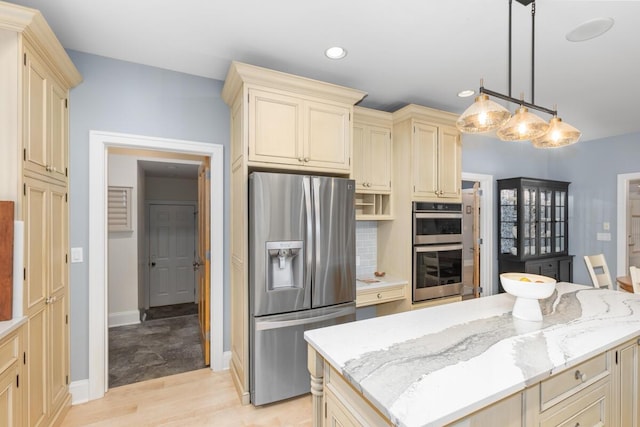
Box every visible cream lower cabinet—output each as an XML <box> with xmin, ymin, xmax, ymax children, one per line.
<box><xmin>248</xmin><ymin>87</ymin><xmax>353</xmax><ymax>173</ymax></box>
<box><xmin>0</xmin><ymin>326</ymin><xmax>24</xmax><ymax>427</ymax></box>
<box><xmin>23</xmin><ymin>176</ymin><xmax>69</xmax><ymax>426</ymax></box>
<box><xmin>316</xmin><ymin>343</ymin><xmax>637</xmax><ymax>427</ymax></box>
<box><xmin>612</xmin><ymin>338</ymin><xmax>640</xmax><ymax>426</ymax></box>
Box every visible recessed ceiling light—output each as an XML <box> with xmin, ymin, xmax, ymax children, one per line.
<box><xmin>458</xmin><ymin>89</ymin><xmax>475</xmax><ymax>98</ymax></box>
<box><xmin>566</xmin><ymin>18</ymin><xmax>614</xmax><ymax>42</ymax></box>
<box><xmin>325</xmin><ymin>46</ymin><xmax>347</xmax><ymax>60</ymax></box>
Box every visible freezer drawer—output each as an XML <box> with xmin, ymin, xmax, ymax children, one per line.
<box><xmin>250</xmin><ymin>303</ymin><xmax>355</xmax><ymax>406</ymax></box>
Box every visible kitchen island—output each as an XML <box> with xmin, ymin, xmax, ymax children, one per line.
<box><xmin>304</xmin><ymin>282</ymin><xmax>640</xmax><ymax>426</ymax></box>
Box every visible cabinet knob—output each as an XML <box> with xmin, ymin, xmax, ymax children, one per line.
<box><xmin>377</xmin><ymin>293</ymin><xmax>381</xmax><ymax>299</ymax></box>
<box><xmin>298</xmin><ymin>157</ymin><xmax>304</xmax><ymax>162</ymax></box>
<box><xmin>304</xmin><ymin>157</ymin><xmax>310</xmax><ymax>163</ymax></box>
<box><xmin>574</xmin><ymin>370</ymin><xmax>587</xmax><ymax>382</ymax></box>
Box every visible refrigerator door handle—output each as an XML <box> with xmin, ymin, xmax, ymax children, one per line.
<box><xmin>303</xmin><ymin>176</ymin><xmax>313</xmax><ymax>288</ymax></box>
<box><xmin>312</xmin><ymin>176</ymin><xmax>321</xmax><ymax>280</ymax></box>
<box><xmin>255</xmin><ymin>306</ymin><xmax>355</xmax><ymax>331</ymax></box>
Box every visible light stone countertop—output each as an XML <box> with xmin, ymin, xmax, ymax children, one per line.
<box><xmin>356</xmin><ymin>275</ymin><xmax>408</xmax><ymax>291</ymax></box>
<box><xmin>305</xmin><ymin>282</ymin><xmax>640</xmax><ymax>427</ymax></box>
<box><xmin>0</xmin><ymin>316</ymin><xmax>27</xmax><ymax>341</ymax></box>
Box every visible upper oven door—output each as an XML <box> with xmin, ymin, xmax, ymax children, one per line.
<box><xmin>413</xmin><ymin>212</ymin><xmax>463</xmax><ymax>244</ymax></box>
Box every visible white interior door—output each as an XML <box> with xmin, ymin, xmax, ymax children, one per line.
<box><xmin>149</xmin><ymin>204</ymin><xmax>196</xmax><ymax>306</ymax></box>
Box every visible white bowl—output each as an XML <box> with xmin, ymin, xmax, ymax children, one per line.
<box><xmin>500</xmin><ymin>273</ymin><xmax>556</xmax><ymax>322</ymax></box>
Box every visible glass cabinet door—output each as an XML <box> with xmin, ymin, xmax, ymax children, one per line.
<box><xmin>499</xmin><ymin>188</ymin><xmax>517</xmax><ymax>256</ymax></box>
<box><xmin>523</xmin><ymin>186</ymin><xmax>537</xmax><ymax>257</ymax></box>
<box><xmin>554</xmin><ymin>189</ymin><xmax>567</xmax><ymax>253</ymax></box>
<box><xmin>539</xmin><ymin>189</ymin><xmax>552</xmax><ymax>255</ymax></box>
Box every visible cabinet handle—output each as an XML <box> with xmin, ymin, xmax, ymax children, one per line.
<box><xmin>574</xmin><ymin>370</ymin><xmax>587</xmax><ymax>382</ymax></box>
<box><xmin>377</xmin><ymin>293</ymin><xmax>381</xmax><ymax>299</ymax></box>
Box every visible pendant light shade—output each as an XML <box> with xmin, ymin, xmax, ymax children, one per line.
<box><xmin>531</xmin><ymin>117</ymin><xmax>581</xmax><ymax>148</ymax></box>
<box><xmin>456</xmin><ymin>94</ymin><xmax>511</xmax><ymax>133</ymax></box>
<box><xmin>496</xmin><ymin>106</ymin><xmax>549</xmax><ymax>141</ymax></box>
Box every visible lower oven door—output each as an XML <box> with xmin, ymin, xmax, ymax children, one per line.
<box><xmin>413</xmin><ymin>243</ymin><xmax>463</xmax><ymax>302</ymax></box>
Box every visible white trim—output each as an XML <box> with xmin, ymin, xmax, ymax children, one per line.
<box><xmin>223</xmin><ymin>350</ymin><xmax>232</xmax><ymax>370</ymax></box>
<box><xmin>69</xmin><ymin>379</ymin><xmax>89</xmax><ymax>405</ymax></box>
<box><xmin>89</xmin><ymin>131</ymin><xmax>225</xmax><ymax>401</ymax></box>
<box><xmin>107</xmin><ymin>310</ymin><xmax>141</xmax><ymax>328</ymax></box>
<box><xmin>617</xmin><ymin>172</ymin><xmax>640</xmax><ymax>278</ymax></box>
<box><xmin>462</xmin><ymin>172</ymin><xmax>494</xmax><ymax>296</ymax></box>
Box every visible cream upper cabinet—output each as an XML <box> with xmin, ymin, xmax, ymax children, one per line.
<box><xmin>353</xmin><ymin>107</ymin><xmax>392</xmax><ymax>193</ymax></box>
<box><xmin>248</xmin><ymin>88</ymin><xmax>352</xmax><ymax>172</ymax></box>
<box><xmin>412</xmin><ymin>121</ymin><xmax>461</xmax><ymax>201</ymax></box>
<box><xmin>23</xmin><ymin>44</ymin><xmax>69</xmax><ymax>183</ymax></box>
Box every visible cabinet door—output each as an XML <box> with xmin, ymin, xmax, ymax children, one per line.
<box><xmin>367</xmin><ymin>125</ymin><xmax>392</xmax><ymax>192</ymax></box>
<box><xmin>616</xmin><ymin>339</ymin><xmax>639</xmax><ymax>427</ymax></box>
<box><xmin>48</xmin><ymin>82</ymin><xmax>68</xmax><ymax>182</ymax></box>
<box><xmin>26</xmin><ymin>308</ymin><xmax>47</xmax><ymax>427</ymax></box>
<box><xmin>304</xmin><ymin>100</ymin><xmax>351</xmax><ymax>172</ymax></box>
<box><xmin>437</xmin><ymin>126</ymin><xmax>461</xmax><ymax>199</ymax></box>
<box><xmin>248</xmin><ymin>89</ymin><xmax>303</xmax><ymax>165</ymax></box>
<box><xmin>412</xmin><ymin>122</ymin><xmax>438</xmax><ymax>199</ymax></box>
<box><xmin>23</xmin><ymin>46</ymin><xmax>48</xmax><ymax>177</ymax></box>
<box><xmin>23</xmin><ymin>178</ymin><xmax>48</xmax><ymax>315</ymax></box>
<box><xmin>325</xmin><ymin>388</ymin><xmax>362</xmax><ymax>427</ymax></box>
<box><xmin>352</xmin><ymin>123</ymin><xmax>367</xmax><ymax>190</ymax></box>
<box><xmin>48</xmin><ymin>292</ymin><xmax>67</xmax><ymax>413</ymax></box>
<box><xmin>0</xmin><ymin>364</ymin><xmax>21</xmax><ymax>427</ymax></box>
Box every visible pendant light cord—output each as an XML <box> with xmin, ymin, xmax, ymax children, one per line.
<box><xmin>531</xmin><ymin>1</ymin><xmax>536</xmax><ymax>104</ymax></box>
<box><xmin>508</xmin><ymin>0</ymin><xmax>512</xmax><ymax>98</ymax></box>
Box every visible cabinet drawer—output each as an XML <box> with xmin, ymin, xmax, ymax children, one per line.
<box><xmin>0</xmin><ymin>332</ymin><xmax>19</xmax><ymax>375</ymax></box>
<box><xmin>356</xmin><ymin>284</ymin><xmax>406</xmax><ymax>308</ymax></box>
<box><xmin>540</xmin><ymin>381</ymin><xmax>609</xmax><ymax>427</ymax></box>
<box><xmin>540</xmin><ymin>353</ymin><xmax>609</xmax><ymax>410</ymax></box>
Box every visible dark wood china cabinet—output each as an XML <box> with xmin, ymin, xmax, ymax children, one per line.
<box><xmin>497</xmin><ymin>177</ymin><xmax>573</xmax><ymax>291</ymax></box>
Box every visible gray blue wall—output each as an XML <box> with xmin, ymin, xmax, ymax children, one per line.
<box><xmin>67</xmin><ymin>50</ymin><xmax>230</xmax><ymax>381</ymax></box>
<box><xmin>461</xmin><ymin>132</ymin><xmax>640</xmax><ymax>286</ymax></box>
<box><xmin>66</xmin><ymin>49</ymin><xmax>640</xmax><ymax>384</ymax></box>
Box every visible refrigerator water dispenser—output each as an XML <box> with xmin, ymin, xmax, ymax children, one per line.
<box><xmin>266</xmin><ymin>241</ymin><xmax>303</xmax><ymax>290</ymax></box>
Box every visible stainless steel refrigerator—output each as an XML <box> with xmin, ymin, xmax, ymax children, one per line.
<box><xmin>249</xmin><ymin>172</ymin><xmax>356</xmax><ymax>405</ymax></box>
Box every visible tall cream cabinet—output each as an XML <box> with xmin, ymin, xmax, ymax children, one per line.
<box><xmin>352</xmin><ymin>106</ymin><xmax>393</xmax><ymax>220</ymax></box>
<box><xmin>377</xmin><ymin>105</ymin><xmax>462</xmax><ymax>315</ymax></box>
<box><xmin>0</xmin><ymin>3</ymin><xmax>82</xmax><ymax>426</ymax></box>
<box><xmin>222</xmin><ymin>61</ymin><xmax>365</xmax><ymax>403</ymax></box>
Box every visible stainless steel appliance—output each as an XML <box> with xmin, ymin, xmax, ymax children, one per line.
<box><xmin>249</xmin><ymin>172</ymin><xmax>356</xmax><ymax>405</ymax></box>
<box><xmin>412</xmin><ymin>202</ymin><xmax>463</xmax><ymax>302</ymax></box>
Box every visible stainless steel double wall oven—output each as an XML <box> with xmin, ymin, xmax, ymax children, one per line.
<box><xmin>412</xmin><ymin>202</ymin><xmax>464</xmax><ymax>302</ymax></box>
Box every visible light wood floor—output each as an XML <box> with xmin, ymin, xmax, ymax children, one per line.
<box><xmin>61</xmin><ymin>368</ymin><xmax>312</xmax><ymax>426</ymax></box>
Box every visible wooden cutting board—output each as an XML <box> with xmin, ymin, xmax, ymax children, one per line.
<box><xmin>0</xmin><ymin>201</ymin><xmax>14</xmax><ymax>321</ymax></box>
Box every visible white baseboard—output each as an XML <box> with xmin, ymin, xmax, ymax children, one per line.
<box><xmin>108</xmin><ymin>310</ymin><xmax>141</xmax><ymax>328</ymax></box>
<box><xmin>69</xmin><ymin>379</ymin><xmax>89</xmax><ymax>405</ymax></box>
<box><xmin>222</xmin><ymin>350</ymin><xmax>232</xmax><ymax>370</ymax></box>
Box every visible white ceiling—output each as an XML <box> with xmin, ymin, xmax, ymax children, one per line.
<box><xmin>11</xmin><ymin>0</ymin><xmax>640</xmax><ymax>143</ymax></box>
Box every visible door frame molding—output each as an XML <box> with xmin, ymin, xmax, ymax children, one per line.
<box><xmin>462</xmin><ymin>172</ymin><xmax>494</xmax><ymax>296</ymax></box>
<box><xmin>88</xmin><ymin>131</ymin><xmax>224</xmax><ymax>401</ymax></box>
<box><xmin>617</xmin><ymin>172</ymin><xmax>640</xmax><ymax>278</ymax></box>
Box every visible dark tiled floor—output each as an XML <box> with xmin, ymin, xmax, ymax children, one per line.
<box><xmin>108</xmin><ymin>312</ymin><xmax>205</xmax><ymax>388</ymax></box>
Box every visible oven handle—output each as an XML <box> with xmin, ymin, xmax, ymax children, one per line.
<box><xmin>414</xmin><ymin>243</ymin><xmax>463</xmax><ymax>253</ymax></box>
<box><xmin>414</xmin><ymin>212</ymin><xmax>462</xmax><ymax>219</ymax></box>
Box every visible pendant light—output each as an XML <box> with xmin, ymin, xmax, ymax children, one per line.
<box><xmin>456</xmin><ymin>93</ymin><xmax>511</xmax><ymax>133</ymax></box>
<box><xmin>456</xmin><ymin>0</ymin><xmax>581</xmax><ymax>148</ymax></box>
<box><xmin>531</xmin><ymin>116</ymin><xmax>581</xmax><ymax>148</ymax></box>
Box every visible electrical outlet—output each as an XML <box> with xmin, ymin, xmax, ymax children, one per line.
<box><xmin>596</xmin><ymin>233</ymin><xmax>611</xmax><ymax>241</ymax></box>
<box><xmin>71</xmin><ymin>247</ymin><xmax>84</xmax><ymax>263</ymax></box>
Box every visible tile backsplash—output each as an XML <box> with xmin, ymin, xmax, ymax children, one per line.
<box><xmin>356</xmin><ymin>221</ymin><xmax>377</xmax><ymax>276</ymax></box>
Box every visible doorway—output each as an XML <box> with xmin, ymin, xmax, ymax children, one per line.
<box><xmin>616</xmin><ymin>173</ymin><xmax>640</xmax><ymax>278</ymax></box>
<box><xmin>461</xmin><ymin>172</ymin><xmax>494</xmax><ymax>296</ymax></box>
<box><xmin>88</xmin><ymin>131</ymin><xmax>224</xmax><ymax>402</ymax></box>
